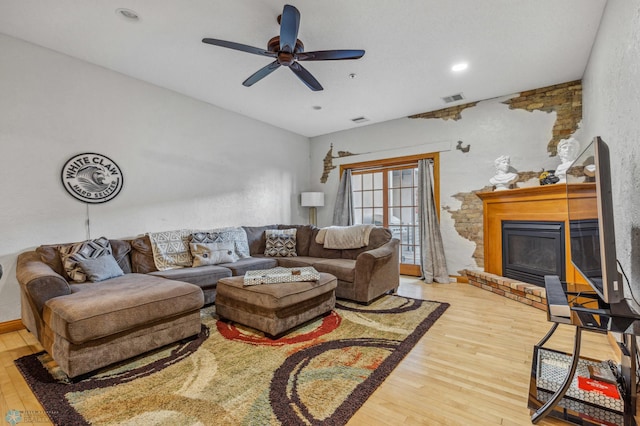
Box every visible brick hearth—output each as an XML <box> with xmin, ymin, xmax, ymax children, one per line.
<box><xmin>464</xmin><ymin>270</ymin><xmax>547</xmax><ymax>311</ymax></box>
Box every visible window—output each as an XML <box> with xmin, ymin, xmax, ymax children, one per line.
<box><xmin>342</xmin><ymin>153</ymin><xmax>439</xmax><ymax>276</ymax></box>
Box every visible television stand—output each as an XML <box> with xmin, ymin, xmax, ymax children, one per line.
<box><xmin>528</xmin><ymin>275</ymin><xmax>638</xmax><ymax>425</ymax></box>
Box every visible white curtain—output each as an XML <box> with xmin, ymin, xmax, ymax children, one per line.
<box><xmin>333</xmin><ymin>169</ymin><xmax>354</xmax><ymax>226</ymax></box>
<box><xmin>418</xmin><ymin>159</ymin><xmax>449</xmax><ymax>283</ymax></box>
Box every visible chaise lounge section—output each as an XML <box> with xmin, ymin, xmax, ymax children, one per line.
<box><xmin>17</xmin><ymin>251</ymin><xmax>204</xmax><ymax>378</ymax></box>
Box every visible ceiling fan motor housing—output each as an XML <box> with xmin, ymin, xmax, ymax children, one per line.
<box><xmin>268</xmin><ymin>36</ymin><xmax>304</xmax><ymax>66</ymax></box>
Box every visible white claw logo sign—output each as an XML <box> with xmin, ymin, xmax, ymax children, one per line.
<box><xmin>61</xmin><ymin>153</ymin><xmax>124</xmax><ymax>204</ymax></box>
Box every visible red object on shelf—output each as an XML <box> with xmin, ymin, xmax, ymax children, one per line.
<box><xmin>577</xmin><ymin>376</ymin><xmax>621</xmax><ymax>399</ymax></box>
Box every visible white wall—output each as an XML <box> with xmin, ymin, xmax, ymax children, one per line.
<box><xmin>0</xmin><ymin>34</ymin><xmax>310</xmax><ymax>322</ymax></box>
<box><xmin>581</xmin><ymin>0</ymin><xmax>640</xmax><ymax>306</ymax></box>
<box><xmin>310</xmin><ymin>95</ymin><xmax>581</xmax><ymax>276</ymax></box>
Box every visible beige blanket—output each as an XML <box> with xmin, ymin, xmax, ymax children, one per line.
<box><xmin>316</xmin><ymin>225</ymin><xmax>375</xmax><ymax>249</ymax></box>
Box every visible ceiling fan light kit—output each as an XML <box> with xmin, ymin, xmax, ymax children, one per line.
<box><xmin>202</xmin><ymin>4</ymin><xmax>365</xmax><ymax>91</ymax></box>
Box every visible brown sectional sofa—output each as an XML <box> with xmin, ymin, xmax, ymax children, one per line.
<box><xmin>16</xmin><ymin>224</ymin><xmax>399</xmax><ymax>378</ymax></box>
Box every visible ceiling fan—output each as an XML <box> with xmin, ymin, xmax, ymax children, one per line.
<box><xmin>202</xmin><ymin>4</ymin><xmax>365</xmax><ymax>91</ymax></box>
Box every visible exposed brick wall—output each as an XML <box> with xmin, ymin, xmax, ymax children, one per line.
<box><xmin>443</xmin><ymin>187</ymin><xmax>490</xmax><ymax>271</ymax></box>
<box><xmin>503</xmin><ymin>80</ymin><xmax>582</xmax><ymax>156</ymax></box>
<box><xmin>320</xmin><ymin>143</ymin><xmax>356</xmax><ymax>184</ymax></box>
<box><xmin>465</xmin><ymin>270</ymin><xmax>547</xmax><ymax>311</ymax></box>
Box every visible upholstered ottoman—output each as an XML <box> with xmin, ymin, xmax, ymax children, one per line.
<box><xmin>216</xmin><ymin>272</ymin><xmax>337</xmax><ymax>337</ymax></box>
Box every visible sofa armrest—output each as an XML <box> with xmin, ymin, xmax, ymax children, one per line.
<box><xmin>355</xmin><ymin>239</ymin><xmax>399</xmax><ymax>283</ymax></box>
<box><xmin>17</xmin><ymin>251</ymin><xmax>72</xmax><ymax>315</ymax></box>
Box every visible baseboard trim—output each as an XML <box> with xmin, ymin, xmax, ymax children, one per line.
<box><xmin>0</xmin><ymin>319</ymin><xmax>25</xmax><ymax>334</ymax></box>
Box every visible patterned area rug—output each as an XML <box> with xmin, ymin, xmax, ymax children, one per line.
<box><xmin>15</xmin><ymin>295</ymin><xmax>448</xmax><ymax>426</ymax></box>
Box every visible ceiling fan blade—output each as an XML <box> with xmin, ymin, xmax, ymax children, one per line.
<box><xmin>297</xmin><ymin>49</ymin><xmax>365</xmax><ymax>61</ymax></box>
<box><xmin>242</xmin><ymin>61</ymin><xmax>281</xmax><ymax>87</ymax></box>
<box><xmin>289</xmin><ymin>62</ymin><xmax>323</xmax><ymax>91</ymax></box>
<box><xmin>202</xmin><ymin>38</ymin><xmax>276</xmax><ymax>58</ymax></box>
<box><xmin>279</xmin><ymin>5</ymin><xmax>300</xmax><ymax>53</ymax></box>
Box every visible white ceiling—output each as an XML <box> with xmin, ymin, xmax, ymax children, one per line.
<box><xmin>0</xmin><ymin>0</ymin><xmax>607</xmax><ymax>138</ymax></box>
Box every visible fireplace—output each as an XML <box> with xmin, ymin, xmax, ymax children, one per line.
<box><xmin>476</xmin><ymin>185</ymin><xmax>597</xmax><ymax>294</ymax></box>
<box><xmin>501</xmin><ymin>221</ymin><xmax>565</xmax><ymax>286</ymax></box>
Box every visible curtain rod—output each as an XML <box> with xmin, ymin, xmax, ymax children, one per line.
<box><xmin>347</xmin><ymin>158</ymin><xmax>433</xmax><ymax>173</ymax></box>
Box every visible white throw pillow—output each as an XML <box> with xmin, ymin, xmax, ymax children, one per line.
<box><xmin>190</xmin><ymin>242</ymin><xmax>237</xmax><ymax>267</ymax></box>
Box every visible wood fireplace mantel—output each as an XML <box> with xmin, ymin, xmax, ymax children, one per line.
<box><xmin>477</xmin><ymin>183</ymin><xmax>597</xmax><ymax>290</ymax></box>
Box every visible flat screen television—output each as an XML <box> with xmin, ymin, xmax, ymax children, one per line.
<box><xmin>566</xmin><ymin>136</ymin><xmax>624</xmax><ymax>306</ymax></box>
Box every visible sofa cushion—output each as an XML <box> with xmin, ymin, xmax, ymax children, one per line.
<box><xmin>109</xmin><ymin>239</ymin><xmax>132</xmax><ymax>274</ymax></box>
<box><xmin>58</xmin><ymin>237</ymin><xmax>113</xmax><ymax>283</ymax></box>
<box><xmin>264</xmin><ymin>229</ymin><xmax>297</xmax><ymax>257</ymax></box>
<box><xmin>341</xmin><ymin>227</ymin><xmax>393</xmax><ymax>260</ymax></box>
<box><xmin>43</xmin><ymin>273</ymin><xmax>204</xmax><ymax>345</ymax></box>
<box><xmin>243</xmin><ymin>225</ymin><xmax>278</xmax><ymax>256</ymax></box>
<box><xmin>312</xmin><ymin>258</ymin><xmax>356</xmax><ymax>283</ymax></box>
<box><xmin>149</xmin><ymin>265</ymin><xmax>232</xmax><ymax>288</ymax></box>
<box><xmin>218</xmin><ymin>257</ymin><xmax>278</xmax><ymax>276</ymax></box>
<box><xmin>272</xmin><ymin>256</ymin><xmax>323</xmax><ymax>268</ymax></box>
<box><xmin>190</xmin><ymin>242</ymin><xmax>237</xmax><ymax>267</ymax></box>
<box><xmin>308</xmin><ymin>228</ymin><xmax>342</xmax><ymax>259</ymax></box>
<box><xmin>129</xmin><ymin>236</ymin><xmax>158</xmax><ymax>274</ymax></box>
<box><xmin>36</xmin><ymin>244</ymin><xmax>67</xmax><ymax>278</ymax></box>
<box><xmin>77</xmin><ymin>254</ymin><xmax>124</xmax><ymax>282</ymax></box>
<box><xmin>37</xmin><ymin>239</ymin><xmax>132</xmax><ymax>279</ymax></box>
<box><xmin>277</xmin><ymin>225</ymin><xmax>315</xmax><ymax>256</ymax></box>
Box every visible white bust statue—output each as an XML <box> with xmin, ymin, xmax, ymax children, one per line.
<box><xmin>555</xmin><ymin>137</ymin><xmax>580</xmax><ymax>183</ymax></box>
<box><xmin>489</xmin><ymin>155</ymin><xmax>518</xmax><ymax>191</ymax></box>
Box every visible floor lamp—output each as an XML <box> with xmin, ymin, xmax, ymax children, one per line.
<box><xmin>301</xmin><ymin>192</ymin><xmax>324</xmax><ymax>226</ymax></box>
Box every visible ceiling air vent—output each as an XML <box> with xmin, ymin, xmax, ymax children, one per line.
<box><xmin>442</xmin><ymin>93</ymin><xmax>465</xmax><ymax>104</ymax></box>
<box><xmin>351</xmin><ymin>116</ymin><xmax>369</xmax><ymax>124</ymax></box>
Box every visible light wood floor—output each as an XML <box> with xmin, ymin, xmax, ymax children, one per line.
<box><xmin>0</xmin><ymin>277</ymin><xmax>619</xmax><ymax>425</ymax></box>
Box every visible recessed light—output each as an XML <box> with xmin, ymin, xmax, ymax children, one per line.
<box><xmin>312</xmin><ymin>105</ymin><xmax>322</xmax><ymax>110</ymax></box>
<box><xmin>451</xmin><ymin>62</ymin><xmax>468</xmax><ymax>72</ymax></box>
<box><xmin>348</xmin><ymin>73</ymin><xmax>357</xmax><ymax>79</ymax></box>
<box><xmin>116</xmin><ymin>8</ymin><xmax>140</xmax><ymax>21</ymax></box>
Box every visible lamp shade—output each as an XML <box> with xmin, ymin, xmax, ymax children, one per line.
<box><xmin>301</xmin><ymin>192</ymin><xmax>325</xmax><ymax>207</ymax></box>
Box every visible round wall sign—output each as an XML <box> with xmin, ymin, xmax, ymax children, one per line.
<box><xmin>61</xmin><ymin>153</ymin><xmax>124</xmax><ymax>204</ymax></box>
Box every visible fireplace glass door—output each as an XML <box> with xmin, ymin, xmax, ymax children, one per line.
<box><xmin>502</xmin><ymin>221</ymin><xmax>565</xmax><ymax>286</ymax></box>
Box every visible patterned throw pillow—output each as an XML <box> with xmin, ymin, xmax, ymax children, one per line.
<box><xmin>147</xmin><ymin>229</ymin><xmax>195</xmax><ymax>271</ymax></box>
<box><xmin>264</xmin><ymin>229</ymin><xmax>297</xmax><ymax>257</ymax></box>
<box><xmin>190</xmin><ymin>227</ymin><xmax>250</xmax><ymax>259</ymax></box>
<box><xmin>190</xmin><ymin>242</ymin><xmax>237</xmax><ymax>267</ymax></box>
<box><xmin>58</xmin><ymin>237</ymin><xmax>113</xmax><ymax>283</ymax></box>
